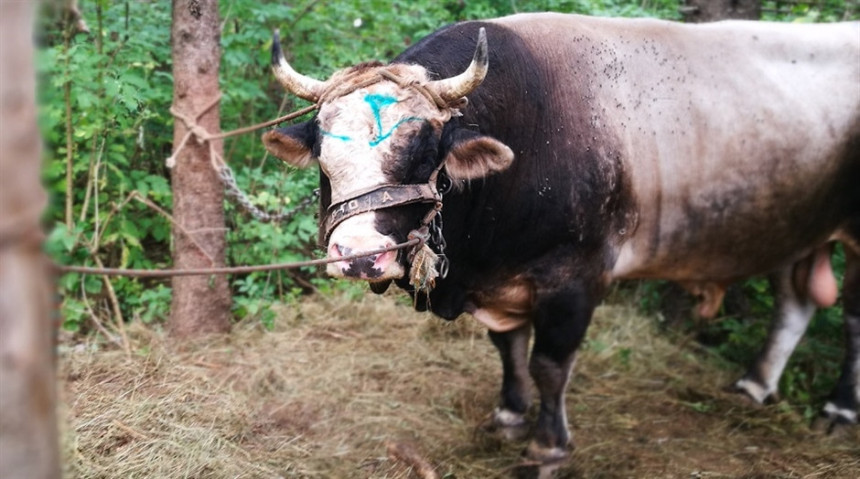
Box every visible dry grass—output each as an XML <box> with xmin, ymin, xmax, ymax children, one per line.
<box><xmin>59</xmin><ymin>293</ymin><xmax>859</xmax><ymax>478</ymax></box>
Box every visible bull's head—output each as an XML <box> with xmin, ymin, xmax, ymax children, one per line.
<box><xmin>262</xmin><ymin>28</ymin><xmax>513</xmax><ymax>285</ymax></box>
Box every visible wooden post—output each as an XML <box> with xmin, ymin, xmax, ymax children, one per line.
<box><xmin>168</xmin><ymin>0</ymin><xmax>232</xmax><ymax>337</ymax></box>
<box><xmin>0</xmin><ymin>2</ymin><xmax>61</xmax><ymax>478</ymax></box>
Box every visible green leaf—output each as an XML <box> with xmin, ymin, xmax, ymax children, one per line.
<box><xmin>84</xmin><ymin>275</ymin><xmax>103</xmax><ymax>295</ymax></box>
<box><xmin>76</xmin><ymin>90</ymin><xmax>98</xmax><ymax>110</ymax></box>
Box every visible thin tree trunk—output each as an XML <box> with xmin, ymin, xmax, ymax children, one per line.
<box><xmin>169</xmin><ymin>0</ymin><xmax>231</xmax><ymax>337</ymax></box>
<box><xmin>0</xmin><ymin>2</ymin><xmax>60</xmax><ymax>478</ymax></box>
<box><xmin>63</xmin><ymin>22</ymin><xmax>75</xmax><ymax>229</ymax></box>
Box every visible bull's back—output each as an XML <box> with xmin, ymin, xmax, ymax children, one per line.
<box><xmin>490</xmin><ymin>14</ymin><xmax>859</xmax><ymax>281</ymax></box>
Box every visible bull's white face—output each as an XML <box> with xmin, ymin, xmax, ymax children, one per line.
<box><xmin>313</xmin><ymin>67</ymin><xmax>454</xmax><ymax>280</ymax></box>
<box><xmin>263</xmin><ymin>39</ymin><xmax>515</xmax><ymax>285</ymax></box>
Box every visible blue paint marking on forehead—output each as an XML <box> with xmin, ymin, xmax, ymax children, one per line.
<box><xmin>321</xmin><ymin>130</ymin><xmax>352</xmax><ymax>142</ymax></box>
<box><xmin>319</xmin><ymin>93</ymin><xmax>427</xmax><ymax>148</ymax></box>
<box><xmin>364</xmin><ymin>93</ymin><xmax>399</xmax><ymax>135</ymax></box>
<box><xmin>368</xmin><ymin>117</ymin><xmax>424</xmax><ymax>147</ymax></box>
<box><xmin>363</xmin><ymin>93</ymin><xmax>424</xmax><ymax>147</ymax></box>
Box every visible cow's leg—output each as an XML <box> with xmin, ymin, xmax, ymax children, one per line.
<box><xmin>526</xmin><ymin>287</ymin><xmax>594</xmax><ymax>463</ymax></box>
<box><xmin>487</xmin><ymin>326</ymin><xmax>532</xmax><ymax>440</ymax></box>
<box><xmin>733</xmin><ymin>266</ymin><xmax>816</xmax><ymax>403</ymax></box>
<box><xmin>815</xmin><ymin>247</ymin><xmax>860</xmax><ymax>431</ymax></box>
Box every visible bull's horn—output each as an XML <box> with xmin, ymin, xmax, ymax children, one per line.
<box><xmin>271</xmin><ymin>29</ymin><xmax>326</xmax><ymax>102</ymax></box>
<box><xmin>429</xmin><ymin>27</ymin><xmax>488</xmax><ymax>103</ymax></box>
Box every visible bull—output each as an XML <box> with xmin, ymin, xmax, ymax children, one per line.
<box><xmin>262</xmin><ymin>13</ymin><xmax>860</xmax><ymax>463</ymax></box>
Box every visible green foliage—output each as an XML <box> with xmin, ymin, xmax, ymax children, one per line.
<box><xmin>40</xmin><ymin>1</ymin><xmax>175</xmax><ymax>331</ymax></box>
<box><xmin>762</xmin><ymin>0</ymin><xmax>858</xmax><ymax>22</ymax></box>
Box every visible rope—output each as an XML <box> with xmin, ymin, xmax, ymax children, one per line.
<box><xmin>205</xmin><ymin>104</ymin><xmax>318</xmax><ymax>141</ymax></box>
<box><xmin>55</xmin><ymin>238</ymin><xmax>421</xmax><ymax>277</ymax></box>
<box><xmin>377</xmin><ymin>69</ymin><xmax>450</xmax><ymax>110</ymax></box>
<box><xmin>168</xmin><ymin>96</ymin><xmax>320</xmax><ymax>223</ymax></box>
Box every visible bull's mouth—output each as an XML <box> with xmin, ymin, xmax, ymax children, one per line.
<box><xmin>369</xmin><ymin>280</ymin><xmax>392</xmax><ymax>294</ymax></box>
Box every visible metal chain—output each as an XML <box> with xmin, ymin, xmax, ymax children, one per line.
<box><xmin>429</xmin><ymin>212</ymin><xmax>449</xmax><ymax>279</ymax></box>
<box><xmin>216</xmin><ymin>162</ymin><xmax>318</xmax><ymax>223</ymax></box>
<box><xmin>429</xmin><ymin>169</ymin><xmax>451</xmax><ymax>279</ymax></box>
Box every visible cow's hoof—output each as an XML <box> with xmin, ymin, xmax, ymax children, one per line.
<box><xmin>812</xmin><ymin>415</ymin><xmax>854</xmax><ymax>437</ymax></box>
<box><xmin>511</xmin><ymin>460</ymin><xmax>564</xmax><ymax>479</ymax></box>
<box><xmin>811</xmin><ymin>403</ymin><xmax>857</xmax><ymax>436</ymax></box>
<box><xmin>728</xmin><ymin>378</ymin><xmax>778</xmax><ymax>405</ymax></box>
<box><xmin>480</xmin><ymin>408</ymin><xmax>531</xmax><ymax>442</ymax></box>
<box><xmin>524</xmin><ymin>440</ymin><xmax>571</xmax><ymax>465</ymax></box>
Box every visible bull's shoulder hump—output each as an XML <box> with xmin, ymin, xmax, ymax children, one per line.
<box><xmin>485</xmin><ymin>12</ymin><xmax>669</xmax><ymax>38</ymax></box>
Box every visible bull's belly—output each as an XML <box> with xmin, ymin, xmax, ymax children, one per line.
<box><xmin>611</xmin><ymin>231</ymin><xmax>835</xmax><ymax>284</ymax></box>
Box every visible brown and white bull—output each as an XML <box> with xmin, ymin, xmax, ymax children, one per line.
<box><xmin>262</xmin><ymin>13</ymin><xmax>860</xmax><ymax>463</ymax></box>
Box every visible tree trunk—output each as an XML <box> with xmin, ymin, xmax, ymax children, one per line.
<box><xmin>169</xmin><ymin>0</ymin><xmax>231</xmax><ymax>337</ymax></box>
<box><xmin>682</xmin><ymin>0</ymin><xmax>761</xmax><ymax>22</ymax></box>
<box><xmin>0</xmin><ymin>2</ymin><xmax>61</xmax><ymax>478</ymax></box>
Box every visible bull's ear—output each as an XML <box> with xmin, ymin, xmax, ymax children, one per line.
<box><xmin>261</xmin><ymin>122</ymin><xmax>317</xmax><ymax>168</ymax></box>
<box><xmin>443</xmin><ymin>129</ymin><xmax>514</xmax><ymax>180</ymax></box>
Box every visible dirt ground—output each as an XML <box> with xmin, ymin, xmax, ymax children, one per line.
<box><xmin>59</xmin><ymin>292</ymin><xmax>859</xmax><ymax>478</ymax></box>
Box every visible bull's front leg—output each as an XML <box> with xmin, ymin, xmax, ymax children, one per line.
<box><xmin>526</xmin><ymin>287</ymin><xmax>595</xmax><ymax>463</ymax></box>
<box><xmin>487</xmin><ymin>326</ymin><xmax>532</xmax><ymax>440</ymax></box>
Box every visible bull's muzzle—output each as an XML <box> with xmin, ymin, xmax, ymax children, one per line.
<box><xmin>328</xmin><ymin>242</ymin><xmax>400</xmax><ymax>280</ymax></box>
<box><xmin>325</xmin><ymin>220</ymin><xmax>405</xmax><ymax>281</ymax></box>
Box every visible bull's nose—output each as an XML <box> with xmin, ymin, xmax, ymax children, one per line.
<box><xmin>328</xmin><ymin>242</ymin><xmax>392</xmax><ymax>279</ymax></box>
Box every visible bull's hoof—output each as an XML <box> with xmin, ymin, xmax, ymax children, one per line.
<box><xmin>511</xmin><ymin>442</ymin><xmax>570</xmax><ymax>479</ymax></box>
<box><xmin>479</xmin><ymin>408</ymin><xmax>531</xmax><ymax>442</ymax></box>
<box><xmin>524</xmin><ymin>440</ymin><xmax>571</xmax><ymax>465</ymax></box>
<box><xmin>811</xmin><ymin>403</ymin><xmax>858</xmax><ymax>436</ymax></box>
<box><xmin>511</xmin><ymin>460</ymin><xmax>565</xmax><ymax>479</ymax></box>
<box><xmin>812</xmin><ymin>416</ymin><xmax>853</xmax><ymax>438</ymax></box>
<box><xmin>727</xmin><ymin>378</ymin><xmax>778</xmax><ymax>405</ymax></box>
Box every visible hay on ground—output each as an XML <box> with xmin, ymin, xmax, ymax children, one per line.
<box><xmin>60</xmin><ymin>293</ymin><xmax>859</xmax><ymax>478</ymax></box>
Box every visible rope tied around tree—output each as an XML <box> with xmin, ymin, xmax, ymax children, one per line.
<box><xmin>166</xmin><ymin>94</ymin><xmax>320</xmax><ymax>223</ymax></box>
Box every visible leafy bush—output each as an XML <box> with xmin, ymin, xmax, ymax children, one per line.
<box><xmin>762</xmin><ymin>0</ymin><xmax>857</xmax><ymax>22</ymax></box>
<box><xmin>39</xmin><ymin>1</ymin><xmax>175</xmax><ymax>331</ymax></box>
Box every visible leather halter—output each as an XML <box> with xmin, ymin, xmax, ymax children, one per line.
<box><xmin>321</xmin><ymin>162</ymin><xmax>446</xmax><ymax>245</ymax></box>
<box><xmin>321</xmin><ymin>161</ymin><xmax>445</xmax><ymax>244</ymax></box>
